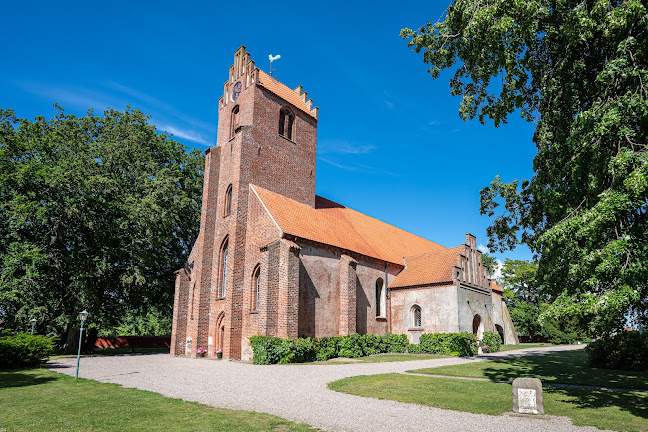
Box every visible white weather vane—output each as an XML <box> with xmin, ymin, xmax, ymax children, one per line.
<box><xmin>269</xmin><ymin>54</ymin><xmax>281</xmax><ymax>76</ymax></box>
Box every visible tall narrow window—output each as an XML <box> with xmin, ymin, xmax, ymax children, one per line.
<box><xmin>224</xmin><ymin>184</ymin><xmax>233</xmax><ymax>216</ymax></box>
<box><xmin>251</xmin><ymin>265</ymin><xmax>260</xmax><ymax>311</ymax></box>
<box><xmin>230</xmin><ymin>105</ymin><xmax>240</xmax><ymax>137</ymax></box>
<box><xmin>219</xmin><ymin>238</ymin><xmax>229</xmax><ymax>297</ymax></box>
<box><xmin>278</xmin><ymin>107</ymin><xmax>294</xmax><ymax>140</ymax></box>
<box><xmin>375</xmin><ymin>278</ymin><xmax>385</xmax><ymax>317</ymax></box>
<box><xmin>410</xmin><ymin>305</ymin><xmax>422</xmax><ymax>328</ymax></box>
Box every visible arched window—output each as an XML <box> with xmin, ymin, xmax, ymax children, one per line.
<box><xmin>375</xmin><ymin>278</ymin><xmax>386</xmax><ymax>317</ymax></box>
<box><xmin>251</xmin><ymin>265</ymin><xmax>261</xmax><ymax>311</ymax></box>
<box><xmin>219</xmin><ymin>237</ymin><xmax>229</xmax><ymax>297</ymax></box>
<box><xmin>278</xmin><ymin>107</ymin><xmax>294</xmax><ymax>140</ymax></box>
<box><xmin>230</xmin><ymin>105</ymin><xmax>240</xmax><ymax>137</ymax></box>
<box><xmin>224</xmin><ymin>184</ymin><xmax>233</xmax><ymax>216</ymax></box>
<box><xmin>410</xmin><ymin>305</ymin><xmax>422</xmax><ymax>329</ymax></box>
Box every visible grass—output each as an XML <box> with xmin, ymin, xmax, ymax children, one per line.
<box><xmin>498</xmin><ymin>343</ymin><xmax>554</xmax><ymax>352</ymax></box>
<box><xmin>329</xmin><ymin>373</ymin><xmax>648</xmax><ymax>432</ymax></box>
<box><xmin>309</xmin><ymin>353</ymin><xmax>443</xmax><ymax>365</ymax></box>
<box><xmin>0</xmin><ymin>368</ymin><xmax>315</xmax><ymax>432</ymax></box>
<box><xmin>409</xmin><ymin>350</ymin><xmax>648</xmax><ymax>390</ymax></box>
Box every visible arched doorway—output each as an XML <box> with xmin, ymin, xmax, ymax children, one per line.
<box><xmin>472</xmin><ymin>314</ymin><xmax>483</xmax><ymax>341</ymax></box>
<box><xmin>495</xmin><ymin>324</ymin><xmax>505</xmax><ymax>344</ymax></box>
<box><xmin>215</xmin><ymin>312</ymin><xmax>225</xmax><ymax>355</ymax></box>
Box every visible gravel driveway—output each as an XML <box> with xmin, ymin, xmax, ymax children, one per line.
<box><xmin>47</xmin><ymin>345</ymin><xmax>604</xmax><ymax>432</ymax></box>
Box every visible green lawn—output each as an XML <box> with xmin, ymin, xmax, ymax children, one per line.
<box><xmin>498</xmin><ymin>343</ymin><xmax>554</xmax><ymax>352</ymax></box>
<box><xmin>409</xmin><ymin>349</ymin><xmax>648</xmax><ymax>390</ymax></box>
<box><xmin>329</xmin><ymin>373</ymin><xmax>648</xmax><ymax>432</ymax></box>
<box><xmin>0</xmin><ymin>368</ymin><xmax>315</xmax><ymax>432</ymax></box>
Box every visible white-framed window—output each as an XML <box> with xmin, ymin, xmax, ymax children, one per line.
<box><xmin>375</xmin><ymin>278</ymin><xmax>386</xmax><ymax>318</ymax></box>
<box><xmin>219</xmin><ymin>237</ymin><xmax>229</xmax><ymax>297</ymax></box>
<box><xmin>410</xmin><ymin>304</ymin><xmax>422</xmax><ymax>329</ymax></box>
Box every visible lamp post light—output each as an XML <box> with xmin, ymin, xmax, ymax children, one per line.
<box><xmin>75</xmin><ymin>310</ymin><xmax>89</xmax><ymax>380</ymax></box>
<box><xmin>30</xmin><ymin>318</ymin><xmax>37</xmax><ymax>335</ymax></box>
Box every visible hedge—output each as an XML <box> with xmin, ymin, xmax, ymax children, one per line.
<box><xmin>481</xmin><ymin>332</ymin><xmax>502</xmax><ymax>353</ymax></box>
<box><xmin>586</xmin><ymin>331</ymin><xmax>648</xmax><ymax>371</ymax></box>
<box><xmin>418</xmin><ymin>332</ymin><xmax>479</xmax><ymax>356</ymax></box>
<box><xmin>249</xmin><ymin>332</ymin><xmax>472</xmax><ymax>364</ymax></box>
<box><xmin>0</xmin><ymin>332</ymin><xmax>55</xmax><ymax>369</ymax></box>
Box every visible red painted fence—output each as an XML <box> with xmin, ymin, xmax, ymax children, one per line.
<box><xmin>94</xmin><ymin>336</ymin><xmax>171</xmax><ymax>349</ymax></box>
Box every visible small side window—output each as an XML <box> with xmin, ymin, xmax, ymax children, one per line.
<box><xmin>224</xmin><ymin>184</ymin><xmax>233</xmax><ymax>217</ymax></box>
<box><xmin>278</xmin><ymin>107</ymin><xmax>294</xmax><ymax>140</ymax></box>
<box><xmin>230</xmin><ymin>105</ymin><xmax>240</xmax><ymax>138</ymax></box>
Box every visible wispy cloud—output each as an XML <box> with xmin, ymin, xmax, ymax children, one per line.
<box><xmin>319</xmin><ymin>139</ymin><xmax>375</xmax><ymax>155</ymax></box>
<box><xmin>17</xmin><ymin>81</ymin><xmax>116</xmax><ymax>111</ymax></box>
<box><xmin>428</xmin><ymin>120</ymin><xmax>442</xmax><ymax>126</ymax></box>
<box><xmin>15</xmin><ymin>80</ymin><xmax>216</xmax><ymax>146</ymax></box>
<box><xmin>479</xmin><ymin>243</ymin><xmax>503</xmax><ymax>280</ymax></box>
<box><xmin>320</xmin><ymin>158</ymin><xmax>397</xmax><ymax>177</ymax></box>
<box><xmin>156</xmin><ymin>123</ymin><xmax>210</xmax><ymax>146</ymax></box>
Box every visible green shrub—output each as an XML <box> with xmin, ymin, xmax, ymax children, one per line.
<box><xmin>315</xmin><ymin>336</ymin><xmax>341</xmax><ymax>361</ymax></box>
<box><xmin>380</xmin><ymin>333</ymin><xmax>408</xmax><ymax>353</ymax></box>
<box><xmin>292</xmin><ymin>338</ymin><xmax>317</xmax><ymax>363</ymax></box>
<box><xmin>359</xmin><ymin>333</ymin><xmax>380</xmax><ymax>356</ymax></box>
<box><xmin>338</xmin><ymin>333</ymin><xmax>363</xmax><ymax>358</ymax></box>
<box><xmin>419</xmin><ymin>332</ymin><xmax>478</xmax><ymax>356</ymax></box>
<box><xmin>0</xmin><ymin>333</ymin><xmax>55</xmax><ymax>369</ymax></box>
<box><xmin>407</xmin><ymin>343</ymin><xmax>422</xmax><ymax>354</ymax></box>
<box><xmin>249</xmin><ymin>336</ymin><xmax>284</xmax><ymax>365</ymax></box>
<box><xmin>250</xmin><ymin>333</ymin><xmax>418</xmax><ymax>364</ymax></box>
<box><xmin>586</xmin><ymin>331</ymin><xmax>648</xmax><ymax>371</ymax></box>
<box><xmin>481</xmin><ymin>332</ymin><xmax>502</xmax><ymax>353</ymax></box>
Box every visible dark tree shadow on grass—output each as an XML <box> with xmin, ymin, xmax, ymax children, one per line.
<box><xmin>546</xmin><ymin>386</ymin><xmax>648</xmax><ymax>421</ymax></box>
<box><xmin>0</xmin><ymin>370</ymin><xmax>57</xmax><ymax>389</ymax></box>
<box><xmin>479</xmin><ymin>350</ymin><xmax>648</xmax><ymax>390</ymax></box>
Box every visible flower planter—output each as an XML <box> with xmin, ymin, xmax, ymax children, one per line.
<box><xmin>216</xmin><ymin>352</ymin><xmax>223</xmax><ymax>359</ymax></box>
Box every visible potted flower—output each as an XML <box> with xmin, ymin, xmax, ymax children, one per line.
<box><xmin>481</xmin><ymin>345</ymin><xmax>490</xmax><ymax>354</ymax></box>
<box><xmin>215</xmin><ymin>348</ymin><xmax>223</xmax><ymax>359</ymax></box>
<box><xmin>196</xmin><ymin>348</ymin><xmax>206</xmax><ymax>357</ymax></box>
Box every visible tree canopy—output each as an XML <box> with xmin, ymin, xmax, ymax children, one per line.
<box><xmin>402</xmin><ymin>0</ymin><xmax>648</xmax><ymax>334</ymax></box>
<box><xmin>0</xmin><ymin>106</ymin><xmax>204</xmax><ymax>347</ymax></box>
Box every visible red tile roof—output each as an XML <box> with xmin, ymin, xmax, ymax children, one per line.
<box><xmin>389</xmin><ymin>247</ymin><xmax>463</xmax><ymax>288</ymax></box>
<box><xmin>491</xmin><ymin>282</ymin><xmax>503</xmax><ymax>294</ymax></box>
<box><xmin>252</xmin><ymin>185</ymin><xmax>446</xmax><ymax>265</ymax></box>
<box><xmin>257</xmin><ymin>71</ymin><xmax>317</xmax><ymax>118</ymax></box>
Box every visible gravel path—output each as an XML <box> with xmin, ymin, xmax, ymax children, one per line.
<box><xmin>47</xmin><ymin>344</ymin><xmax>605</xmax><ymax>432</ymax></box>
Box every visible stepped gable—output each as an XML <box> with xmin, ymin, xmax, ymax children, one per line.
<box><xmin>390</xmin><ymin>247</ymin><xmax>464</xmax><ymax>288</ymax></box>
<box><xmin>251</xmin><ymin>185</ymin><xmax>445</xmax><ymax>265</ymax></box>
<box><xmin>257</xmin><ymin>70</ymin><xmax>318</xmax><ymax>119</ymax></box>
<box><xmin>491</xmin><ymin>281</ymin><xmax>503</xmax><ymax>294</ymax></box>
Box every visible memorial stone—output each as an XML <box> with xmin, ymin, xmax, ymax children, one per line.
<box><xmin>512</xmin><ymin>377</ymin><xmax>544</xmax><ymax>415</ymax></box>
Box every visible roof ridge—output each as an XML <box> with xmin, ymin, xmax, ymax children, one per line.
<box><xmin>315</xmin><ymin>195</ymin><xmax>447</xmax><ymax>250</ymax></box>
<box><xmin>405</xmin><ymin>245</ymin><xmax>461</xmax><ymax>260</ymax></box>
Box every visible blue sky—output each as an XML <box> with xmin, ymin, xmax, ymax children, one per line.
<box><xmin>3</xmin><ymin>1</ymin><xmax>537</xmax><ymax>266</ymax></box>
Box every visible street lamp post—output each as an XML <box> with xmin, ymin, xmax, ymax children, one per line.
<box><xmin>75</xmin><ymin>310</ymin><xmax>88</xmax><ymax>380</ymax></box>
<box><xmin>30</xmin><ymin>318</ymin><xmax>37</xmax><ymax>335</ymax></box>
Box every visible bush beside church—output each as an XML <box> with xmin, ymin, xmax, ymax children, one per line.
<box><xmin>249</xmin><ymin>331</ymin><xmax>502</xmax><ymax>364</ymax></box>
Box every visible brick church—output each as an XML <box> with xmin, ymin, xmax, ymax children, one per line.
<box><xmin>170</xmin><ymin>46</ymin><xmax>518</xmax><ymax>360</ymax></box>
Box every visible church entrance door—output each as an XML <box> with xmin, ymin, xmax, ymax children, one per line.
<box><xmin>472</xmin><ymin>314</ymin><xmax>483</xmax><ymax>342</ymax></box>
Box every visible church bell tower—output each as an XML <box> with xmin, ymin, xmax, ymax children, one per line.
<box><xmin>171</xmin><ymin>46</ymin><xmax>319</xmax><ymax>360</ymax></box>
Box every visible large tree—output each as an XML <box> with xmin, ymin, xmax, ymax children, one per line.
<box><xmin>0</xmin><ymin>106</ymin><xmax>204</xmax><ymax>349</ymax></box>
<box><xmin>402</xmin><ymin>0</ymin><xmax>648</xmax><ymax>334</ymax></box>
